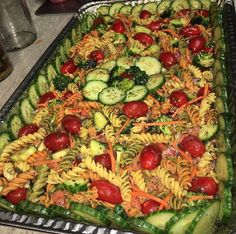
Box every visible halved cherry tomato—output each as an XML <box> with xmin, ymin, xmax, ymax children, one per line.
<box><xmin>197</xmin><ymin>9</ymin><xmax>209</xmax><ymax>17</ymax></box>
<box><xmin>147</xmin><ymin>20</ymin><xmax>162</xmax><ymax>31</ymax></box>
<box><xmin>89</xmin><ymin>50</ymin><xmax>105</xmax><ymax>62</ymax></box>
<box><xmin>159</xmin><ymin>51</ymin><xmax>177</xmax><ymax>68</ymax></box>
<box><xmin>5</xmin><ymin>188</ymin><xmax>27</xmax><ymax>205</ymax></box>
<box><xmin>63</xmin><ymin>90</ymin><xmax>73</xmax><ymax>100</ymax></box>
<box><xmin>92</xmin><ymin>16</ymin><xmax>104</xmax><ymax>29</ymax></box>
<box><xmin>18</xmin><ymin>124</ymin><xmax>39</xmax><ymax>137</ymax></box>
<box><xmin>120</xmin><ymin>72</ymin><xmax>134</xmax><ymax>80</ymax></box>
<box><xmin>94</xmin><ymin>153</ymin><xmax>112</xmax><ymax>170</ymax></box>
<box><xmin>140</xmin><ymin>144</ymin><xmax>162</xmax><ymax>170</ymax></box>
<box><xmin>191</xmin><ymin>176</ymin><xmax>218</xmax><ymax>196</ymax></box>
<box><xmin>180</xmin><ymin>25</ymin><xmax>201</xmax><ymax>37</ymax></box>
<box><xmin>122</xmin><ymin>101</ymin><xmax>148</xmax><ymax>118</ymax></box>
<box><xmin>180</xmin><ymin>135</ymin><xmax>205</xmax><ymax>158</ymax></box>
<box><xmin>141</xmin><ymin>199</ymin><xmax>160</xmax><ymax>215</ymax></box>
<box><xmin>60</xmin><ymin>59</ymin><xmax>77</xmax><ymax>74</ymax></box>
<box><xmin>44</xmin><ymin>132</ymin><xmax>70</xmax><ymax>152</ymax></box>
<box><xmin>134</xmin><ymin>33</ymin><xmax>154</xmax><ymax>46</ymax></box>
<box><xmin>189</xmin><ymin>36</ymin><xmax>206</xmax><ymax>53</ymax></box>
<box><xmin>177</xmin><ymin>9</ymin><xmax>191</xmax><ymax>17</ymax></box>
<box><xmin>140</xmin><ymin>10</ymin><xmax>152</xmax><ymax>19</ymax></box>
<box><xmin>38</xmin><ymin>91</ymin><xmax>56</xmax><ymax>104</ymax></box>
<box><xmin>111</xmin><ymin>19</ymin><xmax>125</xmax><ymax>33</ymax></box>
<box><xmin>50</xmin><ymin>190</ymin><xmax>66</xmax><ymax>206</ymax></box>
<box><xmin>170</xmin><ymin>90</ymin><xmax>188</xmax><ymax>107</ymax></box>
<box><xmin>91</xmin><ymin>180</ymin><xmax>123</xmax><ymax>204</ymax></box>
<box><xmin>197</xmin><ymin>87</ymin><xmax>212</xmax><ymax>97</ymax></box>
<box><xmin>204</xmin><ymin>47</ymin><xmax>214</xmax><ymax>54</ymax></box>
<box><xmin>61</xmin><ymin>115</ymin><xmax>81</xmax><ymax>135</ymax></box>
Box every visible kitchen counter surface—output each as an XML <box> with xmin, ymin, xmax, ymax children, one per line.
<box><xmin>0</xmin><ymin>0</ymin><xmax>73</xmax><ymax>233</ymax></box>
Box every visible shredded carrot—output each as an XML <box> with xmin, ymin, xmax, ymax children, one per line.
<box><xmin>203</xmin><ymin>83</ymin><xmax>209</xmax><ymax>98</ymax></box>
<box><xmin>107</xmin><ymin>141</ymin><xmax>116</xmax><ymax>172</ymax></box>
<box><xmin>115</xmin><ymin>118</ymin><xmax>130</xmax><ymax>138</ymax></box>
<box><xmin>148</xmin><ymin>94</ymin><xmax>160</xmax><ymax>104</ymax></box>
<box><xmin>133</xmin><ymin>120</ymin><xmax>186</xmax><ymax>127</ymax></box>
<box><xmin>162</xmin><ymin>29</ymin><xmax>180</xmax><ymax>38</ymax></box>
<box><xmin>188</xmin><ymin>195</ymin><xmax>214</xmax><ymax>201</ymax></box>
<box><xmin>69</xmin><ymin>133</ymin><xmax>75</xmax><ymax>149</ymax></box>
<box><xmin>52</xmin><ymin>91</ymin><xmax>59</xmax><ymax>98</ymax></box>
<box><xmin>186</xmin><ymin>48</ymin><xmax>191</xmax><ymax>63</ymax></box>
<box><xmin>159</xmin><ymin>192</ymin><xmax>173</xmax><ymax>210</ymax></box>
<box><xmin>31</xmin><ymin>159</ymin><xmax>61</xmax><ymax>166</ymax></box>
<box><xmin>172</xmin><ymin>142</ymin><xmax>193</xmax><ymax>163</ymax></box>
<box><xmin>37</xmin><ymin>102</ymin><xmax>48</xmax><ymax>108</ymax></box>
<box><xmin>190</xmin><ymin>165</ymin><xmax>197</xmax><ymax>180</ymax></box>
<box><xmin>172</xmin><ymin>96</ymin><xmax>204</xmax><ymax>118</ymax></box>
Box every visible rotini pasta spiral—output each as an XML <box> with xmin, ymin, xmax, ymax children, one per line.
<box><xmin>131</xmin><ymin>133</ymin><xmax>171</xmax><ymax>144</ymax></box>
<box><xmin>131</xmin><ymin>170</ymin><xmax>147</xmax><ymax>192</ymax></box>
<box><xmin>32</xmin><ymin>108</ymin><xmax>49</xmax><ymax>126</ymax></box>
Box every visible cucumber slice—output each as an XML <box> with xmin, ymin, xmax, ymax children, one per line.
<box><xmin>54</xmin><ymin>56</ymin><xmax>62</xmax><ymax>74</ymax></box>
<box><xmin>63</xmin><ymin>38</ymin><xmax>72</xmax><ymax>58</ymax></box>
<box><xmin>71</xmin><ymin>28</ymin><xmax>77</xmax><ymax>45</ymax></box>
<box><xmin>145</xmin><ymin>210</ymin><xmax>176</xmax><ymax>230</ymax></box>
<box><xmin>215</xmin><ymin>153</ymin><xmax>234</xmax><ymax>185</ymax></box>
<box><xmin>190</xmin><ymin>0</ymin><xmax>202</xmax><ymax>10</ymax></box>
<box><xmin>85</xmin><ymin>13</ymin><xmax>95</xmax><ymax>30</ymax></box>
<box><xmin>28</xmin><ymin>83</ymin><xmax>40</xmax><ymax>108</ymax></box>
<box><xmin>213</xmin><ymin>25</ymin><xmax>223</xmax><ymax>42</ymax></box>
<box><xmin>11</xmin><ymin>146</ymin><xmax>37</xmax><ymax>162</ymax></box>
<box><xmin>216</xmin><ymin>130</ymin><xmax>231</xmax><ymax>154</ymax></box>
<box><xmin>135</xmin><ymin>56</ymin><xmax>162</xmax><ymax>76</ymax></box>
<box><xmin>131</xmin><ymin>4</ymin><xmax>144</xmax><ymax>16</ymax></box>
<box><xmin>0</xmin><ymin>133</ymin><xmax>10</xmax><ymax>153</ymax></box>
<box><xmin>37</xmin><ymin>75</ymin><xmax>50</xmax><ymax>95</ymax></box>
<box><xmin>0</xmin><ymin>197</ymin><xmax>16</xmax><ymax>212</ymax></box>
<box><xmin>119</xmin><ymin>5</ymin><xmax>132</xmax><ymax>15</ymax></box>
<box><xmin>117</xmin><ymin>56</ymin><xmax>135</xmax><ymax>69</ymax></box>
<box><xmin>147</xmin><ymin>45</ymin><xmax>160</xmax><ymax>57</ymax></box>
<box><xmin>59</xmin><ymin>44</ymin><xmax>67</xmax><ymax>63</ymax></box>
<box><xmin>94</xmin><ymin>112</ymin><xmax>108</xmax><ymax>131</ymax></box>
<box><xmin>52</xmin><ymin>148</ymin><xmax>70</xmax><ymax>160</ymax></box>
<box><xmin>100</xmin><ymin>60</ymin><xmax>116</xmax><ymax>71</ymax></box>
<box><xmin>86</xmin><ymin>68</ymin><xmax>110</xmax><ymax>83</ymax></box>
<box><xmin>7</xmin><ymin>114</ymin><xmax>23</xmax><ymax>139</ymax></box>
<box><xmin>218</xmin><ymin>113</ymin><xmax>234</xmax><ymax>136</ymax></box>
<box><xmin>186</xmin><ymin>201</ymin><xmax>220</xmax><ymax>234</ymax></box>
<box><xmin>200</xmin><ymin>0</ymin><xmax>211</xmax><ymax>9</ymax></box>
<box><xmin>103</xmin><ymin>15</ymin><xmax>113</xmax><ymax>24</ymax></box>
<box><xmin>70</xmin><ymin>202</ymin><xmax>110</xmax><ymax>226</ymax></box>
<box><xmin>109</xmin><ymin>2</ymin><xmax>124</xmax><ymax>17</ymax></box>
<box><xmin>96</xmin><ymin>5</ymin><xmax>109</xmax><ymax>16</ymax></box>
<box><xmin>142</xmin><ymin>2</ymin><xmax>158</xmax><ymax>14</ymax></box>
<box><xmin>99</xmin><ymin>87</ymin><xmax>126</xmax><ymax>105</ymax></box>
<box><xmin>47</xmin><ymin>64</ymin><xmax>57</xmax><ymax>81</ymax></box>
<box><xmin>214</xmin><ymin>70</ymin><xmax>227</xmax><ymax>86</ymax></box>
<box><xmin>105</xmin><ymin>209</ymin><xmax>130</xmax><ymax>229</ymax></box>
<box><xmin>19</xmin><ymin>98</ymin><xmax>35</xmax><ymax>124</ymax></box>
<box><xmin>134</xmin><ymin>25</ymin><xmax>151</xmax><ymax>34</ymax></box>
<box><xmin>157</xmin><ymin>0</ymin><xmax>171</xmax><ymax>14</ymax></box>
<box><xmin>124</xmin><ymin>85</ymin><xmax>148</xmax><ymax>102</ymax></box>
<box><xmin>215</xmin><ymin>97</ymin><xmax>229</xmax><ymax>114</ymax></box>
<box><xmin>171</xmin><ymin>0</ymin><xmax>190</xmax><ymax>12</ymax></box>
<box><xmin>90</xmin><ymin>139</ymin><xmax>106</xmax><ymax>156</ymax></box>
<box><xmin>199</xmin><ymin>123</ymin><xmax>218</xmax><ymax>141</ymax></box>
<box><xmin>166</xmin><ymin>209</ymin><xmax>200</xmax><ymax>234</ymax></box>
<box><xmin>146</xmin><ymin>74</ymin><xmax>165</xmax><ymax>91</ymax></box>
<box><xmin>82</xmin><ymin>80</ymin><xmax>108</xmax><ymax>101</ymax></box>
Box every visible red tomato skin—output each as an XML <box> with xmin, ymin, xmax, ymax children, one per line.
<box><xmin>180</xmin><ymin>135</ymin><xmax>206</xmax><ymax>158</ymax></box>
<box><xmin>189</xmin><ymin>36</ymin><xmax>206</xmax><ymax>53</ymax></box>
<box><xmin>180</xmin><ymin>26</ymin><xmax>201</xmax><ymax>37</ymax></box>
<box><xmin>170</xmin><ymin>91</ymin><xmax>188</xmax><ymax>107</ymax></box>
<box><xmin>61</xmin><ymin>115</ymin><xmax>81</xmax><ymax>135</ymax></box>
<box><xmin>204</xmin><ymin>47</ymin><xmax>214</xmax><ymax>54</ymax></box>
<box><xmin>191</xmin><ymin>177</ymin><xmax>218</xmax><ymax>196</ymax></box>
<box><xmin>18</xmin><ymin>124</ymin><xmax>39</xmax><ymax>137</ymax></box>
<box><xmin>197</xmin><ymin>87</ymin><xmax>212</xmax><ymax>97</ymax></box>
<box><xmin>44</xmin><ymin>132</ymin><xmax>70</xmax><ymax>152</ymax></box>
<box><xmin>197</xmin><ymin>10</ymin><xmax>209</xmax><ymax>17</ymax></box>
<box><xmin>92</xmin><ymin>17</ymin><xmax>104</xmax><ymax>29</ymax></box>
<box><xmin>141</xmin><ymin>199</ymin><xmax>160</xmax><ymax>215</ymax></box>
<box><xmin>38</xmin><ymin>91</ymin><xmax>56</xmax><ymax>104</ymax></box>
<box><xmin>94</xmin><ymin>153</ymin><xmax>112</xmax><ymax>170</ymax></box>
<box><xmin>122</xmin><ymin>101</ymin><xmax>148</xmax><ymax>118</ymax></box>
<box><xmin>63</xmin><ymin>90</ymin><xmax>73</xmax><ymax>100</ymax></box>
<box><xmin>177</xmin><ymin>9</ymin><xmax>191</xmax><ymax>16</ymax></box>
<box><xmin>148</xmin><ymin>20</ymin><xmax>162</xmax><ymax>31</ymax></box>
<box><xmin>140</xmin><ymin>10</ymin><xmax>152</xmax><ymax>19</ymax></box>
<box><xmin>91</xmin><ymin>180</ymin><xmax>123</xmax><ymax>204</ymax></box>
<box><xmin>140</xmin><ymin>144</ymin><xmax>162</xmax><ymax>170</ymax></box>
<box><xmin>111</xmin><ymin>20</ymin><xmax>125</xmax><ymax>33</ymax></box>
<box><xmin>89</xmin><ymin>50</ymin><xmax>105</xmax><ymax>62</ymax></box>
<box><xmin>60</xmin><ymin>60</ymin><xmax>77</xmax><ymax>74</ymax></box>
<box><xmin>134</xmin><ymin>33</ymin><xmax>154</xmax><ymax>46</ymax></box>
<box><xmin>159</xmin><ymin>52</ymin><xmax>177</xmax><ymax>68</ymax></box>
<box><xmin>5</xmin><ymin>188</ymin><xmax>27</xmax><ymax>205</ymax></box>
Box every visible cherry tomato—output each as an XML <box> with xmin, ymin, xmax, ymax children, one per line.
<box><xmin>147</xmin><ymin>20</ymin><xmax>162</xmax><ymax>31</ymax></box>
<box><xmin>180</xmin><ymin>26</ymin><xmax>201</xmax><ymax>37</ymax></box>
<box><xmin>204</xmin><ymin>47</ymin><xmax>214</xmax><ymax>54</ymax></box>
<box><xmin>91</xmin><ymin>180</ymin><xmax>123</xmax><ymax>204</ymax></box>
<box><xmin>197</xmin><ymin>87</ymin><xmax>212</xmax><ymax>97</ymax></box>
<box><xmin>92</xmin><ymin>16</ymin><xmax>104</xmax><ymax>29</ymax></box>
<box><xmin>141</xmin><ymin>199</ymin><xmax>160</xmax><ymax>215</ymax></box>
<box><xmin>50</xmin><ymin>190</ymin><xmax>66</xmax><ymax>206</ymax></box>
<box><xmin>134</xmin><ymin>33</ymin><xmax>154</xmax><ymax>46</ymax></box>
<box><xmin>140</xmin><ymin>144</ymin><xmax>162</xmax><ymax>170</ymax></box>
<box><xmin>111</xmin><ymin>19</ymin><xmax>125</xmax><ymax>34</ymax></box>
<box><xmin>5</xmin><ymin>188</ymin><xmax>27</xmax><ymax>205</ymax></box>
<box><xmin>89</xmin><ymin>50</ymin><xmax>105</xmax><ymax>62</ymax></box>
<box><xmin>189</xmin><ymin>36</ymin><xmax>206</xmax><ymax>53</ymax></box>
<box><xmin>60</xmin><ymin>59</ymin><xmax>77</xmax><ymax>74</ymax></box>
<box><xmin>63</xmin><ymin>90</ymin><xmax>73</xmax><ymax>100</ymax></box>
<box><xmin>120</xmin><ymin>72</ymin><xmax>134</xmax><ymax>80</ymax></box>
<box><xmin>38</xmin><ymin>91</ymin><xmax>56</xmax><ymax>104</ymax></box>
<box><xmin>191</xmin><ymin>176</ymin><xmax>218</xmax><ymax>196</ymax></box>
<box><xmin>123</xmin><ymin>101</ymin><xmax>148</xmax><ymax>118</ymax></box>
<box><xmin>180</xmin><ymin>135</ymin><xmax>206</xmax><ymax>158</ymax></box>
<box><xmin>140</xmin><ymin>10</ymin><xmax>152</xmax><ymax>19</ymax></box>
<box><xmin>94</xmin><ymin>153</ymin><xmax>112</xmax><ymax>170</ymax></box>
<box><xmin>159</xmin><ymin>52</ymin><xmax>177</xmax><ymax>68</ymax></box>
<box><xmin>61</xmin><ymin>115</ymin><xmax>81</xmax><ymax>135</ymax></box>
<box><xmin>170</xmin><ymin>90</ymin><xmax>188</xmax><ymax>107</ymax></box>
<box><xmin>177</xmin><ymin>9</ymin><xmax>191</xmax><ymax>16</ymax></box>
<box><xmin>197</xmin><ymin>9</ymin><xmax>209</xmax><ymax>17</ymax></box>
<box><xmin>44</xmin><ymin>132</ymin><xmax>70</xmax><ymax>152</ymax></box>
<box><xmin>18</xmin><ymin>124</ymin><xmax>39</xmax><ymax>137</ymax></box>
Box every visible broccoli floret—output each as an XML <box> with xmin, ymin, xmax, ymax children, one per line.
<box><xmin>127</xmin><ymin>66</ymin><xmax>149</xmax><ymax>85</ymax></box>
<box><xmin>57</xmin><ymin>180</ymin><xmax>88</xmax><ymax>194</ymax></box>
<box><xmin>53</xmin><ymin>75</ymin><xmax>73</xmax><ymax>91</ymax></box>
<box><xmin>193</xmin><ymin>51</ymin><xmax>215</xmax><ymax>68</ymax></box>
<box><xmin>97</xmin><ymin>24</ymin><xmax>107</xmax><ymax>35</ymax></box>
<box><xmin>109</xmin><ymin>66</ymin><xmax>126</xmax><ymax>85</ymax></box>
<box><xmin>160</xmin><ymin>9</ymin><xmax>172</xmax><ymax>18</ymax></box>
<box><xmin>191</xmin><ymin>16</ymin><xmax>210</xmax><ymax>27</ymax></box>
<box><xmin>112</xmin><ymin>79</ymin><xmax>135</xmax><ymax>92</ymax></box>
<box><xmin>74</xmin><ymin>56</ymin><xmax>97</xmax><ymax>70</ymax></box>
<box><xmin>156</xmin><ymin>115</ymin><xmax>172</xmax><ymax>135</ymax></box>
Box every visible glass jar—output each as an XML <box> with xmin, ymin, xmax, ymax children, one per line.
<box><xmin>0</xmin><ymin>44</ymin><xmax>13</xmax><ymax>81</ymax></box>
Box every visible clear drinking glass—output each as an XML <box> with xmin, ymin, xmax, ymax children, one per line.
<box><xmin>0</xmin><ymin>0</ymin><xmax>37</xmax><ymax>52</ymax></box>
<box><xmin>0</xmin><ymin>43</ymin><xmax>13</xmax><ymax>81</ymax></box>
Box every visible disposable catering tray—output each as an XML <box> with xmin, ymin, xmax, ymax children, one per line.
<box><xmin>0</xmin><ymin>0</ymin><xmax>236</xmax><ymax>233</ymax></box>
